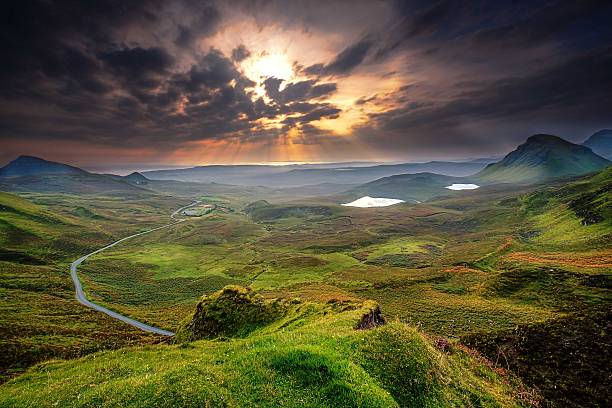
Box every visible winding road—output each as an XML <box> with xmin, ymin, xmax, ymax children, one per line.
<box><xmin>70</xmin><ymin>201</ymin><xmax>201</xmax><ymax>336</ymax></box>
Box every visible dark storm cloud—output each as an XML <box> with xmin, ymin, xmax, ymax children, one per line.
<box><xmin>282</xmin><ymin>105</ymin><xmax>341</xmax><ymax>127</ymax></box>
<box><xmin>100</xmin><ymin>47</ymin><xmax>175</xmax><ymax>89</ymax></box>
<box><xmin>175</xmin><ymin>4</ymin><xmax>221</xmax><ymax>48</ymax></box>
<box><xmin>263</xmin><ymin>78</ymin><xmax>337</xmax><ymax>104</ymax></box>
<box><xmin>304</xmin><ymin>39</ymin><xmax>372</xmax><ymax>76</ymax></box>
<box><xmin>376</xmin><ymin>46</ymin><xmax>612</xmax><ymax>133</ymax></box>
<box><xmin>231</xmin><ymin>45</ymin><xmax>251</xmax><ymax>62</ymax></box>
<box><xmin>470</xmin><ymin>0</ymin><xmax>612</xmax><ymax>51</ymax></box>
<box><xmin>1</xmin><ymin>0</ymin><xmax>612</xmax><ymax>164</ymax></box>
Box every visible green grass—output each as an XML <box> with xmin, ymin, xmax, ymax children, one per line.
<box><xmin>1</xmin><ymin>167</ymin><xmax>610</xmax><ymax>406</ymax></box>
<box><xmin>0</xmin><ymin>296</ymin><xmax>529</xmax><ymax>407</ymax></box>
<box><xmin>0</xmin><ymin>191</ymin><xmax>190</xmax><ymax>380</ymax></box>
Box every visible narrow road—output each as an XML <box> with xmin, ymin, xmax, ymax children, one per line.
<box><xmin>70</xmin><ymin>201</ymin><xmax>201</xmax><ymax>336</ymax></box>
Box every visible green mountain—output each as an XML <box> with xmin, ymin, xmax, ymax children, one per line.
<box><xmin>0</xmin><ymin>156</ymin><xmax>150</xmax><ymax>195</ymax></box>
<box><xmin>345</xmin><ymin>172</ymin><xmax>463</xmax><ymax>202</ymax></box>
<box><xmin>475</xmin><ymin>134</ymin><xmax>610</xmax><ymax>184</ymax></box>
<box><xmin>583</xmin><ymin>129</ymin><xmax>612</xmax><ymax>160</ymax></box>
<box><xmin>0</xmin><ymin>155</ymin><xmax>86</xmax><ymax>178</ymax></box>
<box><xmin>123</xmin><ymin>171</ymin><xmax>150</xmax><ymax>185</ymax></box>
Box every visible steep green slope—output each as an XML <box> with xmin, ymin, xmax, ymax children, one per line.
<box><xmin>520</xmin><ymin>166</ymin><xmax>612</xmax><ymax>247</ymax></box>
<box><xmin>0</xmin><ymin>288</ymin><xmax>532</xmax><ymax>407</ymax></box>
<box><xmin>0</xmin><ymin>192</ymin><xmax>181</xmax><ymax>381</ymax></box>
<box><xmin>476</xmin><ymin>134</ymin><xmax>610</xmax><ymax>184</ymax></box>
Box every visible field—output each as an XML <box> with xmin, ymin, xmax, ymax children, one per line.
<box><xmin>0</xmin><ymin>168</ymin><xmax>610</xmax><ymax>406</ymax></box>
<box><xmin>75</xmin><ymin>179</ymin><xmax>610</xmax><ymax>339</ymax></box>
<box><xmin>0</xmin><ymin>191</ymin><xmax>188</xmax><ymax>380</ymax></box>
<box><xmin>0</xmin><ymin>294</ymin><xmax>533</xmax><ymax>407</ymax></box>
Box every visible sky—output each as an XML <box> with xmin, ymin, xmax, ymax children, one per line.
<box><xmin>1</xmin><ymin>0</ymin><xmax>611</xmax><ymax>170</ymax></box>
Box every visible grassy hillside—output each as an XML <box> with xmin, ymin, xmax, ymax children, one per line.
<box><xmin>1</xmin><ymin>166</ymin><xmax>609</xmax><ymax>405</ymax></box>
<box><xmin>0</xmin><ymin>288</ymin><xmax>533</xmax><ymax>407</ymax></box>
<box><xmin>76</xmin><ymin>170</ymin><xmax>610</xmax><ymax>338</ymax></box>
<box><xmin>462</xmin><ymin>307</ymin><xmax>611</xmax><ymax>408</ymax></box>
<box><xmin>344</xmin><ymin>172</ymin><xmax>462</xmax><ymax>202</ymax></box>
<box><xmin>476</xmin><ymin>134</ymin><xmax>610</xmax><ymax>184</ymax></box>
<box><xmin>0</xmin><ymin>191</ymin><xmax>186</xmax><ymax>381</ymax></box>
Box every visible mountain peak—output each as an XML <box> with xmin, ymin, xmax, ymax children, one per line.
<box><xmin>476</xmin><ymin>134</ymin><xmax>610</xmax><ymax>183</ymax></box>
<box><xmin>583</xmin><ymin>130</ymin><xmax>612</xmax><ymax>159</ymax></box>
<box><xmin>124</xmin><ymin>172</ymin><xmax>149</xmax><ymax>184</ymax></box>
<box><xmin>525</xmin><ymin>134</ymin><xmax>568</xmax><ymax>145</ymax></box>
<box><xmin>0</xmin><ymin>156</ymin><xmax>86</xmax><ymax>178</ymax></box>
<box><xmin>14</xmin><ymin>155</ymin><xmax>48</xmax><ymax>162</ymax></box>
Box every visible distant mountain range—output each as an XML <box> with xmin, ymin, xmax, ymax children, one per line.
<box><xmin>0</xmin><ymin>156</ymin><xmax>149</xmax><ymax>194</ymax></box>
<box><xmin>475</xmin><ymin>134</ymin><xmax>610</xmax><ymax>184</ymax></box>
<box><xmin>582</xmin><ymin>129</ymin><xmax>612</xmax><ymax>160</ymax></box>
<box><xmin>342</xmin><ymin>133</ymin><xmax>610</xmax><ymax>201</ymax></box>
<box><xmin>143</xmin><ymin>161</ymin><xmax>489</xmax><ymax>187</ymax></box>
<box><xmin>1</xmin><ymin>131</ymin><xmax>609</xmax><ymax>196</ymax></box>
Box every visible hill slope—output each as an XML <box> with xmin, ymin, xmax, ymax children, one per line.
<box><xmin>123</xmin><ymin>171</ymin><xmax>150</xmax><ymax>185</ymax></box>
<box><xmin>582</xmin><ymin>129</ymin><xmax>612</xmax><ymax>159</ymax></box>
<box><xmin>475</xmin><ymin>134</ymin><xmax>610</xmax><ymax>184</ymax></box>
<box><xmin>0</xmin><ymin>157</ymin><xmax>151</xmax><ymax>195</ymax></box>
<box><xmin>143</xmin><ymin>161</ymin><xmax>487</xmax><ymax>187</ymax></box>
<box><xmin>0</xmin><ymin>156</ymin><xmax>86</xmax><ymax>178</ymax></box>
<box><xmin>0</xmin><ymin>288</ymin><xmax>531</xmax><ymax>407</ymax></box>
<box><xmin>345</xmin><ymin>172</ymin><xmax>463</xmax><ymax>202</ymax></box>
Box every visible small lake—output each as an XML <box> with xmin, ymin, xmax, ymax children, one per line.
<box><xmin>342</xmin><ymin>196</ymin><xmax>405</xmax><ymax>207</ymax></box>
<box><xmin>445</xmin><ymin>183</ymin><xmax>480</xmax><ymax>190</ymax></box>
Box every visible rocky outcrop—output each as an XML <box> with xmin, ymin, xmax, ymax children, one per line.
<box><xmin>355</xmin><ymin>304</ymin><xmax>386</xmax><ymax>330</ymax></box>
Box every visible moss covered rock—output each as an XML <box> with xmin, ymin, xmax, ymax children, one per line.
<box><xmin>174</xmin><ymin>285</ymin><xmax>287</xmax><ymax>342</ymax></box>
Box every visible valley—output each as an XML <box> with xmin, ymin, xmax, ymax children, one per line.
<box><xmin>3</xmin><ymin>3</ymin><xmax>611</xmax><ymax>406</ymax></box>
<box><xmin>0</xmin><ymin>133</ymin><xmax>610</xmax><ymax>407</ymax></box>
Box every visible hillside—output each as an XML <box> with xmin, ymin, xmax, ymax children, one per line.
<box><xmin>345</xmin><ymin>172</ymin><xmax>464</xmax><ymax>202</ymax></box>
<box><xmin>583</xmin><ymin>129</ymin><xmax>612</xmax><ymax>159</ymax></box>
<box><xmin>518</xmin><ymin>165</ymin><xmax>612</xmax><ymax>246</ymax></box>
<box><xmin>123</xmin><ymin>172</ymin><xmax>150</xmax><ymax>185</ymax></box>
<box><xmin>0</xmin><ymin>156</ymin><xmax>86</xmax><ymax>178</ymax></box>
<box><xmin>0</xmin><ymin>287</ymin><xmax>532</xmax><ymax>407</ymax></box>
<box><xmin>0</xmin><ymin>192</ymin><xmax>184</xmax><ymax>381</ymax></box>
<box><xmin>475</xmin><ymin>134</ymin><xmax>610</xmax><ymax>184</ymax></box>
<box><xmin>0</xmin><ymin>156</ymin><xmax>152</xmax><ymax>195</ymax></box>
<box><xmin>143</xmin><ymin>161</ymin><xmax>487</xmax><ymax>187</ymax></box>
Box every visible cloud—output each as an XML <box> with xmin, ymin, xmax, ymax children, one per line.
<box><xmin>378</xmin><ymin>46</ymin><xmax>612</xmax><ymax>132</ymax></box>
<box><xmin>282</xmin><ymin>105</ymin><xmax>341</xmax><ymax>126</ymax></box>
<box><xmin>304</xmin><ymin>39</ymin><xmax>372</xmax><ymax>76</ymax></box>
<box><xmin>231</xmin><ymin>44</ymin><xmax>251</xmax><ymax>61</ymax></box>
<box><xmin>100</xmin><ymin>47</ymin><xmax>175</xmax><ymax>88</ymax></box>
<box><xmin>174</xmin><ymin>4</ymin><xmax>221</xmax><ymax>48</ymax></box>
<box><xmin>263</xmin><ymin>78</ymin><xmax>338</xmax><ymax>104</ymax></box>
<box><xmin>1</xmin><ymin>0</ymin><xmax>611</xmax><ymax>165</ymax></box>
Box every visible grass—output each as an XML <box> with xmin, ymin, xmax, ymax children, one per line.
<box><xmin>1</xmin><ymin>167</ymin><xmax>610</xmax><ymax>406</ymax></box>
<box><xmin>0</xmin><ymin>191</ymin><xmax>188</xmax><ymax>380</ymax></box>
<box><xmin>462</xmin><ymin>307</ymin><xmax>611</xmax><ymax>407</ymax></box>
<box><xmin>70</xmin><ymin>169</ymin><xmax>611</xmax><ymax>340</ymax></box>
<box><xmin>0</xmin><ymin>293</ymin><xmax>530</xmax><ymax>407</ymax></box>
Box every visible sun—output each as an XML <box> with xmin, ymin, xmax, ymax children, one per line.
<box><xmin>243</xmin><ymin>52</ymin><xmax>294</xmax><ymax>82</ymax></box>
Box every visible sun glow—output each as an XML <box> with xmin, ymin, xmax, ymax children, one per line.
<box><xmin>244</xmin><ymin>53</ymin><xmax>294</xmax><ymax>82</ymax></box>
